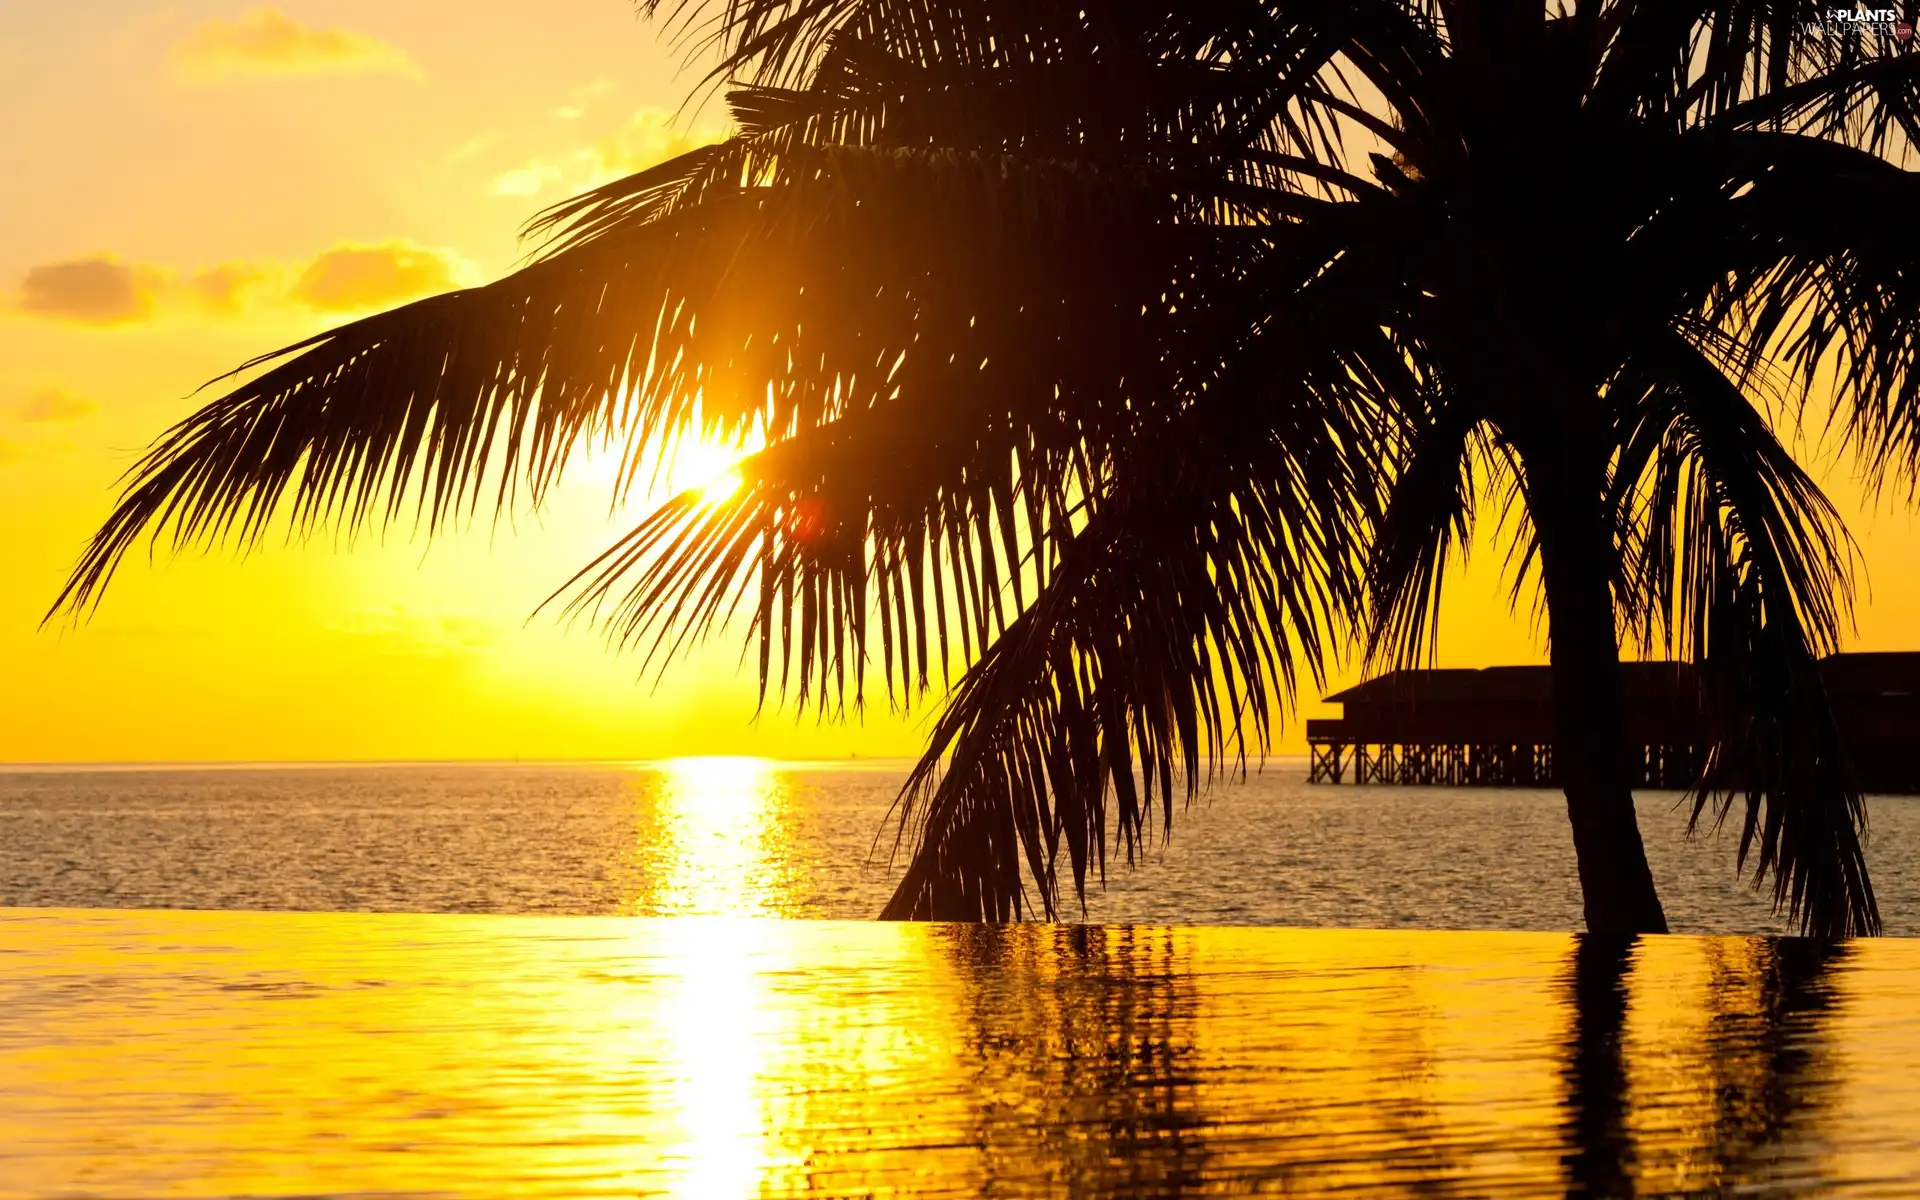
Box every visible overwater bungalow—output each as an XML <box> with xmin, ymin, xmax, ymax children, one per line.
<box><xmin>1307</xmin><ymin>653</ymin><xmax>1920</xmax><ymax>793</ymax></box>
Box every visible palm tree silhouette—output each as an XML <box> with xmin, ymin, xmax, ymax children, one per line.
<box><xmin>52</xmin><ymin>3</ymin><xmax>1918</xmax><ymax>935</ymax></box>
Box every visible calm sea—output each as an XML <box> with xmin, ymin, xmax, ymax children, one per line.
<box><xmin>9</xmin><ymin>764</ymin><xmax>1920</xmax><ymax>1196</ymax></box>
<box><xmin>3</xmin><ymin>759</ymin><xmax>1917</xmax><ymax>934</ymax></box>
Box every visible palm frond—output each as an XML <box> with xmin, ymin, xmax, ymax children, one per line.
<box><xmin>1611</xmin><ymin>328</ymin><xmax>1876</xmax><ymax>936</ymax></box>
<box><xmin>1366</xmin><ymin>389</ymin><xmax>1479</xmax><ymax>670</ymax></box>
<box><xmin>881</xmin><ymin>362</ymin><xmax>1387</xmax><ymax>919</ymax></box>
<box><xmin>1591</xmin><ymin>0</ymin><xmax>1916</xmax><ymax>140</ymax></box>
<box><xmin>1607</xmin><ymin>125</ymin><xmax>1920</xmax><ymax>488</ymax></box>
<box><xmin>533</xmin><ymin>4</ymin><xmax>1422</xmax><ymax>716</ymax></box>
<box><xmin>547</xmin><ymin>155</ymin><xmax>1310</xmax><ymax>707</ymax></box>
<box><xmin>49</xmin><ymin>251</ymin><xmax>643</xmax><ymax>619</ymax></box>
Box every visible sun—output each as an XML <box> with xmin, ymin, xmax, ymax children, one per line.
<box><xmin>566</xmin><ymin>389</ymin><xmax>759</xmax><ymax>506</ymax></box>
<box><xmin>664</xmin><ymin>435</ymin><xmax>744</xmax><ymax>507</ymax></box>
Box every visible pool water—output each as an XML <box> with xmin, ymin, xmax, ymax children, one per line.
<box><xmin>4</xmin><ymin>909</ymin><xmax>1919</xmax><ymax>1197</ymax></box>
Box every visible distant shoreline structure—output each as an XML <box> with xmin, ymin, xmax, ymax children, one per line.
<box><xmin>1308</xmin><ymin>652</ymin><xmax>1920</xmax><ymax>793</ymax></box>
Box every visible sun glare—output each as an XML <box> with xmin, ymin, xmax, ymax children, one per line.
<box><xmin>569</xmin><ymin>419</ymin><xmax>751</xmax><ymax>507</ymax></box>
<box><xmin>654</xmin><ymin>756</ymin><xmax>784</xmax><ymax>917</ymax></box>
<box><xmin>650</xmin><ymin>756</ymin><xmax>788</xmax><ymax>1197</ymax></box>
<box><xmin>664</xmin><ymin>437</ymin><xmax>745</xmax><ymax>508</ymax></box>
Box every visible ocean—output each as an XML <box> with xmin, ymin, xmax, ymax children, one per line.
<box><xmin>9</xmin><ymin>763</ymin><xmax>1920</xmax><ymax>1195</ymax></box>
<box><xmin>4</xmin><ymin>759</ymin><xmax>1916</xmax><ymax>934</ymax></box>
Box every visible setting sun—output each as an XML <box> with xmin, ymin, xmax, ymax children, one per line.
<box><xmin>664</xmin><ymin>438</ymin><xmax>745</xmax><ymax>507</ymax></box>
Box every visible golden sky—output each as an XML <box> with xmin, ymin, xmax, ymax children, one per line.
<box><xmin>4</xmin><ymin>3</ymin><xmax>1920</xmax><ymax>764</ymax></box>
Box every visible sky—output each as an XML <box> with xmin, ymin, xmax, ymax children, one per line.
<box><xmin>4</xmin><ymin>3</ymin><xmax>1920</xmax><ymax>765</ymax></box>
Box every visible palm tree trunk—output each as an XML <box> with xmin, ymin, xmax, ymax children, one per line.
<box><xmin>1530</xmin><ymin>462</ymin><xmax>1671</xmax><ymax>935</ymax></box>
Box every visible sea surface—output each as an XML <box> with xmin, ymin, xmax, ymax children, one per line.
<box><xmin>3</xmin><ymin>759</ymin><xmax>1919</xmax><ymax>933</ymax></box>
<box><xmin>7</xmin><ymin>763</ymin><xmax>1920</xmax><ymax>1196</ymax></box>
<box><xmin>5</xmin><ymin>910</ymin><xmax>1920</xmax><ymax>1197</ymax></box>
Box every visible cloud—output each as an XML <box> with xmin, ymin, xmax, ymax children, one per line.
<box><xmin>491</xmin><ymin>162</ymin><xmax>564</xmax><ymax>197</ymax></box>
<box><xmin>586</xmin><ymin>107</ymin><xmax>727</xmax><ymax>181</ymax></box>
<box><xmin>190</xmin><ymin>262</ymin><xmax>279</xmax><ymax>315</ymax></box>
<box><xmin>445</xmin><ymin>132</ymin><xmax>500</xmax><ymax>163</ymax></box>
<box><xmin>336</xmin><ymin>605</ymin><xmax>500</xmax><ymax>659</ymax></box>
<box><xmin>172</xmin><ymin>7</ymin><xmax>416</xmax><ymax>81</ymax></box>
<box><xmin>487</xmin><ymin>108</ymin><xmax>729</xmax><ymax>200</ymax></box>
<box><xmin>553</xmin><ymin>78</ymin><xmax>616</xmax><ymax>120</ymax></box>
<box><xmin>11</xmin><ymin>386</ymin><xmax>99</xmax><ymax>423</ymax></box>
<box><xmin>0</xmin><ymin>438</ymin><xmax>25</xmax><ymax>466</ymax></box>
<box><xmin>288</xmin><ymin>241</ymin><xmax>469</xmax><ymax>313</ymax></box>
<box><xmin>15</xmin><ymin>257</ymin><xmax>168</xmax><ymax>325</ymax></box>
<box><xmin>10</xmin><ymin>240</ymin><xmax>468</xmax><ymax>326</ymax></box>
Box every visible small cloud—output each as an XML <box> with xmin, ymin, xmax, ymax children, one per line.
<box><xmin>445</xmin><ymin>132</ymin><xmax>500</xmax><ymax>163</ymax></box>
<box><xmin>12</xmin><ymin>386</ymin><xmax>99</xmax><ymax>424</ymax></box>
<box><xmin>490</xmin><ymin>161</ymin><xmax>564</xmax><ymax>197</ymax></box>
<box><xmin>172</xmin><ymin>7</ymin><xmax>416</xmax><ymax>81</ymax></box>
<box><xmin>9</xmin><ymin>241</ymin><xmax>469</xmax><ymax>326</ymax></box>
<box><xmin>15</xmin><ymin>256</ymin><xmax>169</xmax><ymax>325</ymax></box>
<box><xmin>487</xmin><ymin>109</ymin><xmax>729</xmax><ymax>201</ymax></box>
<box><xmin>0</xmin><ymin>438</ymin><xmax>25</xmax><ymax>465</ymax></box>
<box><xmin>336</xmin><ymin>605</ymin><xmax>500</xmax><ymax>658</ymax></box>
<box><xmin>553</xmin><ymin>78</ymin><xmax>616</xmax><ymax>120</ymax></box>
<box><xmin>584</xmin><ymin>107</ymin><xmax>728</xmax><ymax>182</ymax></box>
<box><xmin>189</xmin><ymin>261</ymin><xmax>280</xmax><ymax>316</ymax></box>
<box><xmin>289</xmin><ymin>240</ymin><xmax>469</xmax><ymax>313</ymax></box>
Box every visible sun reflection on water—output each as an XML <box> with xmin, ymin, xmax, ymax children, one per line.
<box><xmin>653</xmin><ymin>757</ymin><xmax>785</xmax><ymax>1198</ymax></box>
<box><xmin>657</xmin><ymin>920</ymin><xmax>773</xmax><ymax>1200</ymax></box>
<box><xmin>653</xmin><ymin>756</ymin><xmax>786</xmax><ymax>917</ymax></box>
<box><xmin>6</xmin><ymin>910</ymin><xmax>1920</xmax><ymax>1197</ymax></box>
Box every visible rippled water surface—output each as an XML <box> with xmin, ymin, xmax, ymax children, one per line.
<box><xmin>3</xmin><ymin>910</ymin><xmax>1919</xmax><ymax>1198</ymax></box>
<box><xmin>6</xmin><ymin>766</ymin><xmax>1920</xmax><ymax>1196</ymax></box>
<box><xmin>3</xmin><ymin>761</ymin><xmax>1920</xmax><ymax>933</ymax></box>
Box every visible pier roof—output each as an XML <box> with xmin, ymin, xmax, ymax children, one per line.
<box><xmin>1324</xmin><ymin>662</ymin><xmax>1699</xmax><ymax>708</ymax></box>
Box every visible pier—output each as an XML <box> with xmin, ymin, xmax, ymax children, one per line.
<box><xmin>1307</xmin><ymin>653</ymin><xmax>1920</xmax><ymax>793</ymax></box>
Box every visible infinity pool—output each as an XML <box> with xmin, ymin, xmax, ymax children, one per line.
<box><xmin>3</xmin><ymin>909</ymin><xmax>1918</xmax><ymax>1197</ymax></box>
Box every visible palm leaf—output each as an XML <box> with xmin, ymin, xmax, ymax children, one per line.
<box><xmin>1611</xmin><ymin>327</ymin><xmax>1876</xmax><ymax>936</ymax></box>
<box><xmin>882</xmin><ymin>356</ymin><xmax>1389</xmax><ymax>919</ymax></box>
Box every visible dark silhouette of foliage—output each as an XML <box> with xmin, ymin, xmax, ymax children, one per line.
<box><xmin>54</xmin><ymin>2</ymin><xmax>1920</xmax><ymax>935</ymax></box>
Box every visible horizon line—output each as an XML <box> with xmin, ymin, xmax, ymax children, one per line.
<box><xmin>0</xmin><ymin>755</ymin><xmax>922</xmax><ymax>772</ymax></box>
<box><xmin>0</xmin><ymin>753</ymin><xmax>1314</xmax><ymax>773</ymax></box>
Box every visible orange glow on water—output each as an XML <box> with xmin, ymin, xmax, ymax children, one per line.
<box><xmin>6</xmin><ymin>913</ymin><xmax>1920</xmax><ymax>1195</ymax></box>
<box><xmin>653</xmin><ymin>757</ymin><xmax>784</xmax><ymax>917</ymax></box>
